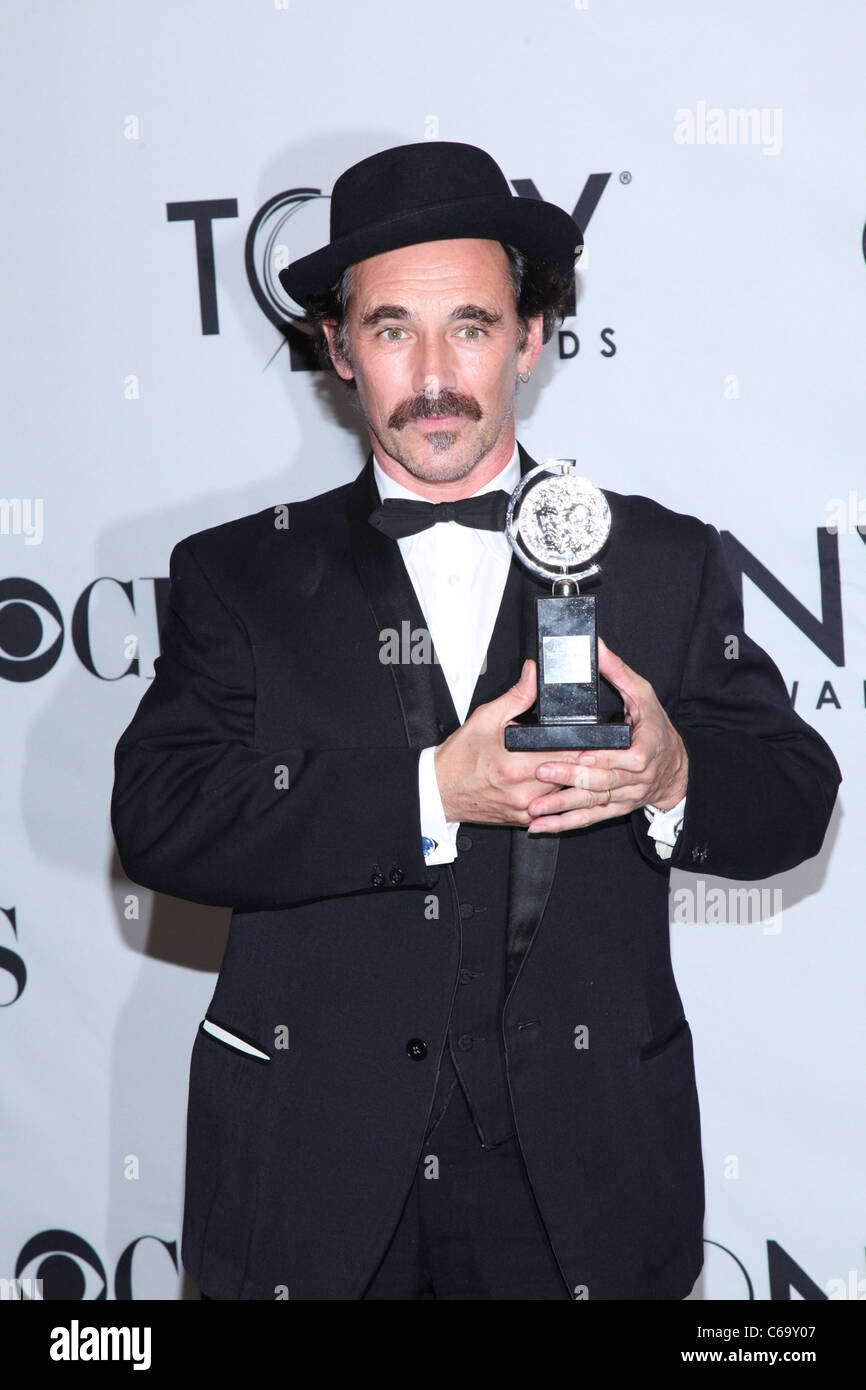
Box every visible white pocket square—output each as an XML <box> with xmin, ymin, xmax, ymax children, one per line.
<box><xmin>201</xmin><ymin>1017</ymin><xmax>270</xmax><ymax>1062</ymax></box>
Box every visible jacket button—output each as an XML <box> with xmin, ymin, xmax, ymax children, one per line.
<box><xmin>456</xmin><ymin>833</ymin><xmax>472</xmax><ymax>851</ymax></box>
<box><xmin>370</xmin><ymin>870</ymin><xmax>385</xmax><ymax>887</ymax></box>
<box><xmin>406</xmin><ymin>1038</ymin><xmax>427</xmax><ymax>1060</ymax></box>
<box><xmin>388</xmin><ymin>866</ymin><xmax>404</xmax><ymax>885</ymax></box>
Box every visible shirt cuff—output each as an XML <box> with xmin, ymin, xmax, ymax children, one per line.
<box><xmin>643</xmin><ymin>794</ymin><xmax>687</xmax><ymax>861</ymax></box>
<box><xmin>418</xmin><ymin>745</ymin><xmax>460</xmax><ymax>864</ymax></box>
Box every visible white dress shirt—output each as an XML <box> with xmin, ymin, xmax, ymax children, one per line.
<box><xmin>371</xmin><ymin>445</ymin><xmax>685</xmax><ymax>864</ymax></box>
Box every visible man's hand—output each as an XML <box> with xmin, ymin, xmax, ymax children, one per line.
<box><xmin>524</xmin><ymin>638</ymin><xmax>688</xmax><ymax>833</ymax></box>
<box><xmin>434</xmin><ymin>659</ymin><xmax>572</xmax><ymax>826</ymax></box>
<box><xmin>433</xmin><ymin>641</ymin><xmax>688</xmax><ymax>832</ymax></box>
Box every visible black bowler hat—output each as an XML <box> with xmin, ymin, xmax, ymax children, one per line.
<box><xmin>279</xmin><ymin>141</ymin><xmax>582</xmax><ymax>308</ymax></box>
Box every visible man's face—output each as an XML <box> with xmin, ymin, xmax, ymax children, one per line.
<box><xmin>321</xmin><ymin>238</ymin><xmax>543</xmax><ymax>487</ymax></box>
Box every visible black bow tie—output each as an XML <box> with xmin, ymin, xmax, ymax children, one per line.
<box><xmin>368</xmin><ymin>490</ymin><xmax>510</xmax><ymax>540</ymax></box>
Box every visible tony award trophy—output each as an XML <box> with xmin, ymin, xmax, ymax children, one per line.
<box><xmin>504</xmin><ymin>459</ymin><xmax>631</xmax><ymax>751</ymax></box>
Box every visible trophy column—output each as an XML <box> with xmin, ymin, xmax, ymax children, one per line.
<box><xmin>503</xmin><ymin>460</ymin><xmax>631</xmax><ymax>752</ymax></box>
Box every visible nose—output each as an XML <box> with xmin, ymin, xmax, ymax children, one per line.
<box><xmin>410</xmin><ymin>332</ymin><xmax>457</xmax><ymax>402</ymax></box>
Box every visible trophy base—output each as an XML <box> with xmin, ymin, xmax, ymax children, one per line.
<box><xmin>505</xmin><ymin>721</ymin><xmax>631</xmax><ymax>751</ymax></box>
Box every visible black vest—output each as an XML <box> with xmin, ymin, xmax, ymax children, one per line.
<box><xmin>426</xmin><ymin>553</ymin><xmax>526</xmax><ymax>1149</ymax></box>
<box><xmin>350</xmin><ymin>447</ymin><xmax>562</xmax><ymax>1151</ymax></box>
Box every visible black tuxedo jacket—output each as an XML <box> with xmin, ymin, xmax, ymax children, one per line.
<box><xmin>111</xmin><ymin>443</ymin><xmax>840</xmax><ymax>1300</ymax></box>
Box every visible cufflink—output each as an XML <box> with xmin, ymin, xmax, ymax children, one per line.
<box><xmin>422</xmin><ymin>836</ymin><xmax>439</xmax><ymax>858</ymax></box>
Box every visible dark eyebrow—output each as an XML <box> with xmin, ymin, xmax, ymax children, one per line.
<box><xmin>358</xmin><ymin>303</ymin><xmax>504</xmax><ymax>329</ymax></box>
<box><xmin>449</xmin><ymin>305</ymin><xmax>503</xmax><ymax>327</ymax></box>
<box><xmin>359</xmin><ymin>304</ymin><xmax>411</xmax><ymax>328</ymax></box>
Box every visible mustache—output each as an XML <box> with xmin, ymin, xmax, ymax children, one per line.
<box><xmin>388</xmin><ymin>389</ymin><xmax>483</xmax><ymax>430</ymax></box>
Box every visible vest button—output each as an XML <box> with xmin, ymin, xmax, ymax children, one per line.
<box><xmin>388</xmin><ymin>866</ymin><xmax>404</xmax><ymax>884</ymax></box>
<box><xmin>456</xmin><ymin>833</ymin><xmax>473</xmax><ymax>851</ymax></box>
<box><xmin>457</xmin><ymin>1033</ymin><xmax>478</xmax><ymax>1052</ymax></box>
<box><xmin>406</xmin><ymin>1038</ymin><xmax>427</xmax><ymax>1060</ymax></box>
<box><xmin>459</xmin><ymin>902</ymin><xmax>475</xmax><ymax>919</ymax></box>
<box><xmin>370</xmin><ymin>870</ymin><xmax>385</xmax><ymax>887</ymax></box>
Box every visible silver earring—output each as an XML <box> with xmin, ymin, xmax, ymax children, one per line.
<box><xmin>519</xmin><ymin>371</ymin><xmax>531</xmax><ymax>383</ymax></box>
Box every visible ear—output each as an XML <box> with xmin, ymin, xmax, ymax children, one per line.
<box><xmin>321</xmin><ymin>320</ymin><xmax>355</xmax><ymax>382</ymax></box>
<box><xmin>517</xmin><ymin>311</ymin><xmax>545</xmax><ymax>378</ymax></box>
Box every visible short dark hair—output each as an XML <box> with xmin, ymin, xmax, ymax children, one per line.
<box><xmin>294</xmin><ymin>242</ymin><xmax>575</xmax><ymax>389</ymax></box>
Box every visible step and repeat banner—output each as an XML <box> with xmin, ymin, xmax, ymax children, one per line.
<box><xmin>2</xmin><ymin>0</ymin><xmax>863</xmax><ymax>1300</ymax></box>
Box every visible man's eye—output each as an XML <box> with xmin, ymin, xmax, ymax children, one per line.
<box><xmin>380</xmin><ymin>326</ymin><xmax>406</xmax><ymax>341</ymax></box>
<box><xmin>458</xmin><ymin>324</ymin><xmax>485</xmax><ymax>340</ymax></box>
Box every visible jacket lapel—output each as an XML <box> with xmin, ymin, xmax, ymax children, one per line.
<box><xmin>346</xmin><ymin>443</ymin><xmax>560</xmax><ymax>995</ymax></box>
<box><xmin>347</xmin><ymin>452</ymin><xmax>457</xmax><ymax>748</ymax></box>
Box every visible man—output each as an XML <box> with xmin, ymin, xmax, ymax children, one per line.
<box><xmin>111</xmin><ymin>141</ymin><xmax>840</xmax><ymax>1300</ymax></box>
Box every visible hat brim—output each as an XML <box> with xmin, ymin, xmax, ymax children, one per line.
<box><xmin>278</xmin><ymin>194</ymin><xmax>582</xmax><ymax>308</ymax></box>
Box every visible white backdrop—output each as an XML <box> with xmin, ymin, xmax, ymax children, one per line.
<box><xmin>1</xmin><ymin>0</ymin><xmax>863</xmax><ymax>1300</ymax></box>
